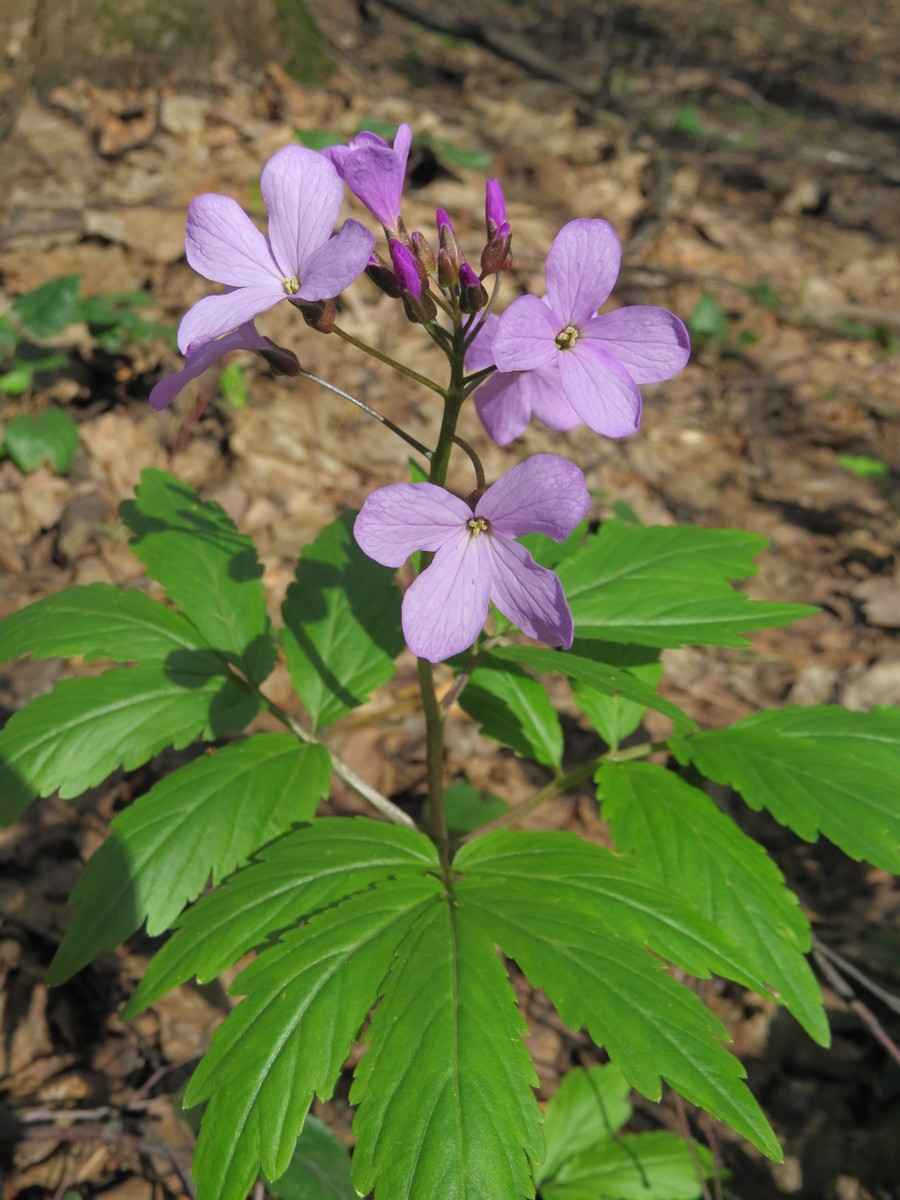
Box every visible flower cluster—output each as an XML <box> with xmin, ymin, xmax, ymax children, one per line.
<box><xmin>151</xmin><ymin>124</ymin><xmax>690</xmax><ymax>662</ymax></box>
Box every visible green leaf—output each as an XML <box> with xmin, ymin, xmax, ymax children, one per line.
<box><xmin>121</xmin><ymin>469</ymin><xmax>276</xmax><ymax>684</ymax></box>
<box><xmin>49</xmin><ymin>736</ymin><xmax>329</xmax><ymax>984</ymax></box>
<box><xmin>3</xmin><ymin>409</ymin><xmax>79</xmax><ymax>474</ymax></box>
<box><xmin>458</xmin><ymin>654</ymin><xmax>563</xmax><ymax>767</ymax></box>
<box><xmin>295</xmin><ymin>127</ymin><xmax>343</xmax><ymax>150</ymax></box>
<box><xmin>837</xmin><ymin>454</ymin><xmax>889</xmax><ymax>479</ymax></box>
<box><xmin>441</xmin><ymin>781</ymin><xmax>509</xmax><ymax>837</ymax></box>
<box><xmin>573</xmin><ymin>656</ymin><xmax>663</xmax><ymax>747</ymax></box>
<box><xmin>218</xmin><ymin>361</ymin><xmax>249</xmax><ymax>408</ymax></box>
<box><xmin>518</xmin><ymin>519</ymin><xmax>590</xmax><ymax>571</ymax></box>
<box><xmin>125</xmin><ymin>818</ymin><xmax>439</xmax><ymax>1015</ymax></box>
<box><xmin>456</xmin><ymin>865</ymin><xmax>781</xmax><ymax>1160</ymax></box>
<box><xmin>0</xmin><ymin>584</ymin><xmax>209</xmax><ymax>667</ymax></box>
<box><xmin>688</xmin><ymin>294</ymin><xmax>727</xmax><ymax>338</ymax></box>
<box><xmin>0</xmin><ymin>365</ymin><xmax>36</xmax><ymax>395</ymax></box>
<box><xmin>672</xmin><ymin>706</ymin><xmax>900</xmax><ymax>872</ymax></box>
<box><xmin>557</xmin><ymin>521</ymin><xmax>816</xmax><ymax>647</ymax></box>
<box><xmin>544</xmin><ymin>1131</ymin><xmax>713</xmax><ymax>1200</ymax></box>
<box><xmin>13</xmin><ymin>275</ymin><xmax>81</xmax><ymax>337</ymax></box>
<box><xmin>281</xmin><ymin>511</ymin><xmax>404</xmax><ymax>729</ymax></box>
<box><xmin>537</xmin><ymin>1065</ymin><xmax>632</xmax><ymax>1186</ymax></box>
<box><xmin>351</xmin><ymin>898</ymin><xmax>543</xmax><ymax>1200</ymax></box>
<box><xmin>599</xmin><ymin>762</ymin><xmax>828</xmax><ymax>1044</ymax></box>
<box><xmin>455</xmin><ymin>831</ymin><xmax>772</xmax><ymax>999</ymax></box>
<box><xmin>0</xmin><ymin>659</ymin><xmax>258</xmax><ymax>824</ymax></box>
<box><xmin>490</xmin><ymin>644</ymin><xmax>695</xmax><ymax>733</ymax></box>
<box><xmin>266</xmin><ymin>1116</ymin><xmax>355</xmax><ymax>1200</ymax></box>
<box><xmin>187</xmin><ymin>877</ymin><xmax>443</xmax><ymax>1200</ymax></box>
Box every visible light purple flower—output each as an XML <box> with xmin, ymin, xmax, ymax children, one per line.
<box><xmin>490</xmin><ymin>219</ymin><xmax>690</xmax><ymax>439</ymax></box>
<box><xmin>485</xmin><ymin>179</ymin><xmax>506</xmax><ymax>237</ymax></box>
<box><xmin>322</xmin><ymin>124</ymin><xmax>412</xmax><ymax>234</ymax></box>
<box><xmin>149</xmin><ymin>322</ymin><xmax>298</xmax><ymax>411</ymax></box>
<box><xmin>176</xmin><ymin>146</ymin><xmax>374</xmax><ymax>355</ymax></box>
<box><xmin>465</xmin><ymin>315</ymin><xmax>581</xmax><ymax>445</ymax></box>
<box><xmin>354</xmin><ymin>455</ymin><xmax>590</xmax><ymax>663</ymax></box>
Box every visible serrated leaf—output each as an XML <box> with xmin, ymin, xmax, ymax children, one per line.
<box><xmin>281</xmin><ymin>511</ymin><xmax>403</xmax><ymax>729</ymax></box>
<box><xmin>599</xmin><ymin>762</ymin><xmax>828</xmax><ymax>1044</ymax></box>
<box><xmin>13</xmin><ymin>274</ymin><xmax>81</xmax><ymax>337</ymax></box>
<box><xmin>537</xmin><ymin>1065</ymin><xmax>632</xmax><ymax>1186</ymax></box>
<box><xmin>125</xmin><ymin>818</ymin><xmax>438</xmax><ymax>1015</ymax></box>
<box><xmin>3</xmin><ymin>409</ymin><xmax>79</xmax><ymax>474</ymax></box>
<box><xmin>187</xmin><ymin>878</ymin><xmax>443</xmax><ymax>1200</ymax></box>
<box><xmin>266</xmin><ymin>1115</ymin><xmax>355</xmax><ymax>1200</ymax></box>
<box><xmin>544</xmin><ymin>1131</ymin><xmax>713</xmax><ymax>1200</ymax></box>
<box><xmin>351</xmin><ymin>897</ymin><xmax>543</xmax><ymax>1200</ymax></box>
<box><xmin>0</xmin><ymin>659</ymin><xmax>258</xmax><ymax>824</ymax></box>
<box><xmin>490</xmin><ymin>644</ymin><xmax>695</xmax><ymax>734</ymax></box>
<box><xmin>672</xmin><ymin>706</ymin><xmax>900</xmax><ymax>872</ymax></box>
<box><xmin>557</xmin><ymin>521</ymin><xmax>816</xmax><ymax>647</ymax></box>
<box><xmin>456</xmin><ymin>870</ymin><xmax>781</xmax><ymax>1160</ymax></box>
<box><xmin>455</xmin><ymin>831</ymin><xmax>771</xmax><ymax>999</ymax></box>
<box><xmin>0</xmin><ymin>584</ymin><xmax>210</xmax><ymax>667</ymax></box>
<box><xmin>49</xmin><ymin>736</ymin><xmax>329</xmax><ymax>984</ymax></box>
<box><xmin>573</xmin><ymin>657</ymin><xmax>663</xmax><ymax>747</ymax></box>
<box><xmin>458</xmin><ymin>654</ymin><xmax>563</xmax><ymax>766</ymax></box>
<box><xmin>121</xmin><ymin>469</ymin><xmax>276</xmax><ymax>684</ymax></box>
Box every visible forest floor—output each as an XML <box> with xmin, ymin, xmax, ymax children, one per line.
<box><xmin>0</xmin><ymin>0</ymin><xmax>898</xmax><ymax>1197</ymax></box>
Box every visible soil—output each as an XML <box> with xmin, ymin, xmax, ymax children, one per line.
<box><xmin>0</xmin><ymin>1</ymin><xmax>898</xmax><ymax>1197</ymax></box>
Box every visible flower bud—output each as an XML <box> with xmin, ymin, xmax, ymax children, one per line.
<box><xmin>410</xmin><ymin>231</ymin><xmax>436</xmax><ymax>274</ymax></box>
<box><xmin>481</xmin><ymin>219</ymin><xmax>513</xmax><ymax>276</ymax></box>
<box><xmin>365</xmin><ymin>251</ymin><xmax>402</xmax><ymax>298</ymax></box>
<box><xmin>390</xmin><ymin>238</ymin><xmax>436</xmax><ymax>325</ymax></box>
<box><xmin>289</xmin><ymin>297</ymin><xmax>336</xmax><ymax>334</ymax></box>
<box><xmin>485</xmin><ymin>179</ymin><xmax>507</xmax><ymax>238</ymax></box>
<box><xmin>458</xmin><ymin>263</ymin><xmax>488</xmax><ymax>314</ymax></box>
<box><xmin>436</xmin><ymin>208</ymin><xmax>461</xmax><ymax>287</ymax></box>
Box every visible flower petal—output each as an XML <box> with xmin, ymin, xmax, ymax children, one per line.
<box><xmin>177</xmin><ymin>285</ymin><xmax>284</xmax><ymax>354</ymax></box>
<box><xmin>185</xmin><ymin>194</ymin><xmax>280</xmax><ymax>287</ymax></box>
<box><xmin>545</xmin><ymin>218</ymin><xmax>622</xmax><ymax>326</ymax></box>
<box><xmin>473</xmin><ymin>373</ymin><xmax>533</xmax><ymax>446</ymax></box>
<box><xmin>464</xmin><ymin>313</ymin><xmax>499</xmax><ymax>373</ymax></box>
<box><xmin>392</xmin><ymin>123</ymin><xmax>413</xmax><ymax>175</ymax></box>
<box><xmin>342</xmin><ymin>146</ymin><xmax>405</xmax><ymax>229</ymax></box>
<box><xmin>526</xmin><ymin>369</ymin><xmax>583</xmax><ymax>431</ymax></box>
<box><xmin>150</xmin><ymin>322</ymin><xmax>268</xmax><ymax>410</ymax></box>
<box><xmin>557</xmin><ymin>340</ymin><xmax>642</xmax><ymax>438</ymax></box>
<box><xmin>402</xmin><ymin>534</ymin><xmax>491</xmax><ymax>662</ymax></box>
<box><xmin>485</xmin><ymin>536</ymin><xmax>574</xmax><ymax>648</ymax></box>
<box><xmin>582</xmin><ymin>306</ymin><xmax>691</xmax><ymax>383</ymax></box>
<box><xmin>261</xmin><ymin>145</ymin><xmax>344</xmax><ymax>279</ymax></box>
<box><xmin>353</xmin><ymin>482</ymin><xmax>472</xmax><ymax>567</ymax></box>
<box><xmin>297</xmin><ymin>219</ymin><xmax>375</xmax><ymax>300</ymax></box>
<box><xmin>492</xmin><ymin>294</ymin><xmax>559</xmax><ymax>371</ymax></box>
<box><xmin>477</xmin><ymin>455</ymin><xmax>589</xmax><ymax>540</ymax></box>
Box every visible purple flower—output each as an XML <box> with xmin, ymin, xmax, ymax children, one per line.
<box><xmin>353</xmin><ymin>455</ymin><xmax>590</xmax><ymax>663</ymax></box>
<box><xmin>389</xmin><ymin>239</ymin><xmax>422</xmax><ymax>301</ymax></box>
<box><xmin>490</xmin><ymin>219</ymin><xmax>690</xmax><ymax>439</ymax></box>
<box><xmin>176</xmin><ymin>146</ymin><xmax>374</xmax><ymax>355</ymax></box>
<box><xmin>485</xmin><ymin>179</ymin><xmax>506</xmax><ymax>237</ymax></box>
<box><xmin>322</xmin><ymin>124</ymin><xmax>412</xmax><ymax>234</ymax></box>
<box><xmin>149</xmin><ymin>322</ymin><xmax>299</xmax><ymax>411</ymax></box>
<box><xmin>465</xmin><ymin>315</ymin><xmax>582</xmax><ymax>445</ymax></box>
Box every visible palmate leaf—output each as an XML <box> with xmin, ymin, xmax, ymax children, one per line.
<box><xmin>543</xmin><ymin>1131</ymin><xmax>713</xmax><ymax>1200</ymax></box>
<box><xmin>124</xmin><ymin>819</ymin><xmax>439</xmax><ymax>1015</ymax></box>
<box><xmin>672</xmin><ymin>706</ymin><xmax>900</xmax><ymax>872</ymax></box>
<box><xmin>599</xmin><ymin>762</ymin><xmax>828</xmax><ymax>1044</ymax></box>
<box><xmin>556</xmin><ymin>520</ymin><xmax>816</xmax><ymax>647</ymax></box>
<box><xmin>0</xmin><ymin>583</ymin><xmax>208</xmax><ymax>667</ymax></box>
<box><xmin>490</xmin><ymin>644</ymin><xmax>695</xmax><ymax>733</ymax></box>
<box><xmin>536</xmin><ymin>1065</ymin><xmax>632</xmax><ymax>1186</ymax></box>
<box><xmin>49</xmin><ymin>735</ymin><xmax>329</xmax><ymax>984</ymax></box>
<box><xmin>351</xmin><ymin>897</ymin><xmax>543</xmax><ymax>1200</ymax></box>
<box><xmin>458</xmin><ymin>654</ymin><xmax>563</xmax><ymax>767</ymax></box>
<box><xmin>280</xmin><ymin>511</ymin><xmax>404</xmax><ymax>729</ymax></box>
<box><xmin>266</xmin><ymin>1115</ymin><xmax>355</xmax><ymax>1200</ymax></box>
<box><xmin>0</xmin><ymin>658</ymin><xmax>258</xmax><ymax>824</ymax></box>
<box><xmin>186</xmin><ymin>877</ymin><xmax>444</xmax><ymax>1200</ymax></box>
<box><xmin>121</xmin><ymin>468</ymin><xmax>276</xmax><ymax>684</ymax></box>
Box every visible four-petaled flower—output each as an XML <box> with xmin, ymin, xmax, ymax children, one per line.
<box><xmin>149</xmin><ymin>322</ymin><xmax>298</xmax><ymax>411</ymax></box>
<box><xmin>176</xmin><ymin>145</ymin><xmax>374</xmax><ymax>356</ymax></box>
<box><xmin>323</xmin><ymin>124</ymin><xmax>412</xmax><ymax>235</ymax></box>
<box><xmin>354</xmin><ymin>455</ymin><xmax>590</xmax><ymax>663</ymax></box>
<box><xmin>487</xmin><ymin>219</ymin><xmax>690</xmax><ymax>440</ymax></box>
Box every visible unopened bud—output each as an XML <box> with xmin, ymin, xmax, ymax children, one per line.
<box><xmin>411</xmin><ymin>231</ymin><xmax>436</xmax><ymax>275</ymax></box>
<box><xmin>458</xmin><ymin>263</ymin><xmax>488</xmax><ymax>313</ymax></box>
<box><xmin>257</xmin><ymin>339</ymin><xmax>301</xmax><ymax>376</ymax></box>
<box><xmin>389</xmin><ymin>239</ymin><xmax>424</xmax><ymax>302</ymax></box>
<box><xmin>485</xmin><ymin>179</ymin><xmax>507</xmax><ymax>238</ymax></box>
<box><xmin>480</xmin><ymin>220</ymin><xmax>513</xmax><ymax>275</ymax></box>
<box><xmin>365</xmin><ymin>252</ymin><xmax>402</xmax><ymax>298</ymax></box>
<box><xmin>289</xmin><ymin>297</ymin><xmax>336</xmax><ymax>333</ymax></box>
<box><xmin>436</xmin><ymin>208</ymin><xmax>461</xmax><ymax>287</ymax></box>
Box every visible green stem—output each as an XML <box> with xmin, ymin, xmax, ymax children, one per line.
<box><xmin>332</xmin><ymin>324</ymin><xmax>446</xmax><ymax>395</ymax></box>
<box><xmin>299</xmin><ymin>369</ymin><xmax>433</xmax><ymax>460</ymax></box>
<box><xmin>418</xmin><ymin>656</ymin><xmax>450</xmax><ymax>872</ymax></box>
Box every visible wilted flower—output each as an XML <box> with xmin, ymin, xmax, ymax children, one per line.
<box><xmin>176</xmin><ymin>146</ymin><xmax>374</xmax><ymax>356</ymax></box>
<box><xmin>149</xmin><ymin>322</ymin><xmax>298</xmax><ymax>411</ymax></box>
<box><xmin>353</xmin><ymin>455</ymin><xmax>590</xmax><ymax>663</ymax></box>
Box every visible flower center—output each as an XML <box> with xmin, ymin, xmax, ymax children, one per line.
<box><xmin>467</xmin><ymin>516</ymin><xmax>490</xmax><ymax>536</ymax></box>
<box><xmin>555</xmin><ymin>325</ymin><xmax>579</xmax><ymax>350</ymax></box>
<box><xmin>282</xmin><ymin>274</ymin><xmax>300</xmax><ymax>295</ymax></box>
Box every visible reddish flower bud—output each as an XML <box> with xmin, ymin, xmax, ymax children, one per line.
<box><xmin>485</xmin><ymin>179</ymin><xmax>507</xmax><ymax>238</ymax></box>
<box><xmin>459</xmin><ymin>262</ymin><xmax>488</xmax><ymax>313</ymax></box>
<box><xmin>289</xmin><ymin>297</ymin><xmax>336</xmax><ymax>333</ymax></box>
<box><xmin>481</xmin><ymin>219</ymin><xmax>513</xmax><ymax>276</ymax></box>
<box><xmin>411</xmin><ymin>231</ymin><xmax>436</xmax><ymax>274</ymax></box>
<box><xmin>436</xmin><ymin>208</ymin><xmax>461</xmax><ymax>287</ymax></box>
<box><xmin>365</xmin><ymin>251</ymin><xmax>402</xmax><ymax>298</ymax></box>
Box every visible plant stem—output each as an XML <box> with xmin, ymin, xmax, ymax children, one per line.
<box><xmin>452</xmin><ymin>435</ymin><xmax>486</xmax><ymax>491</ymax></box>
<box><xmin>418</xmin><ymin>656</ymin><xmax>450</xmax><ymax>872</ymax></box>
<box><xmin>299</xmin><ymin>368</ymin><xmax>433</xmax><ymax>460</ymax></box>
<box><xmin>332</xmin><ymin>323</ymin><xmax>446</xmax><ymax>395</ymax></box>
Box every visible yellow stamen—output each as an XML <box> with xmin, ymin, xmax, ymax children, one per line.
<box><xmin>283</xmin><ymin>274</ymin><xmax>300</xmax><ymax>295</ymax></box>
<box><xmin>467</xmin><ymin>516</ymin><xmax>489</xmax><ymax>536</ymax></box>
<box><xmin>555</xmin><ymin>325</ymin><xmax>578</xmax><ymax>350</ymax></box>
